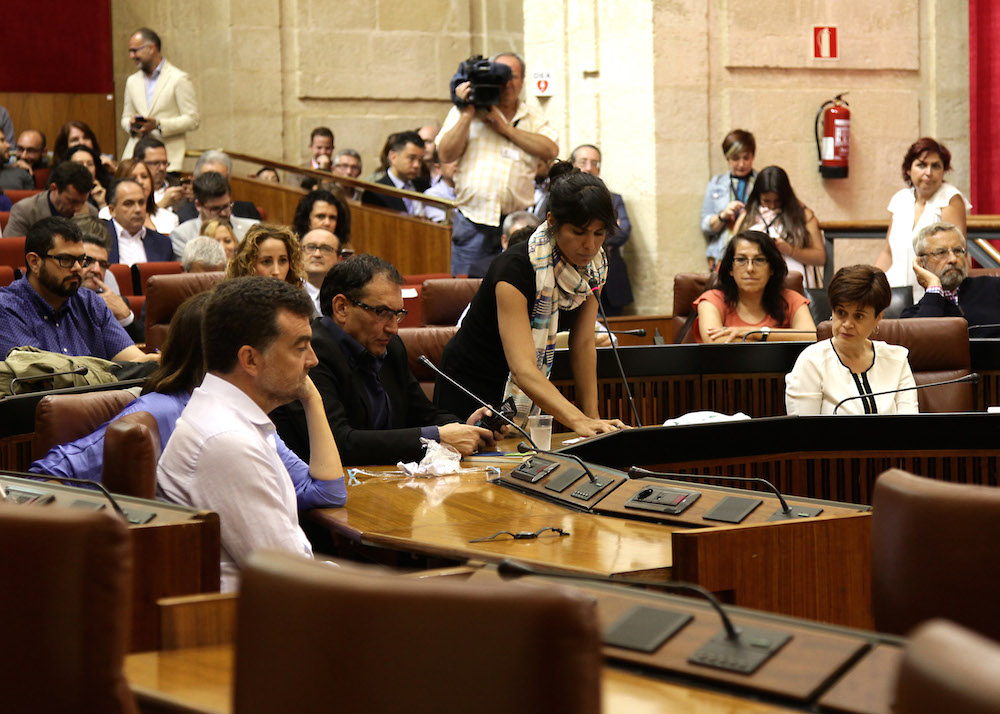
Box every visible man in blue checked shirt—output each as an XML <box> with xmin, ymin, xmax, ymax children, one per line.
<box><xmin>0</xmin><ymin>216</ymin><xmax>159</xmax><ymax>363</ymax></box>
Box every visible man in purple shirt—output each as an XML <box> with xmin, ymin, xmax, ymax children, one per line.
<box><xmin>0</xmin><ymin>216</ymin><xmax>158</xmax><ymax>362</ymax></box>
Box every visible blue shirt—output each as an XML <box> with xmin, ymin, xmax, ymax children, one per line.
<box><xmin>29</xmin><ymin>390</ymin><xmax>347</xmax><ymax>510</ymax></box>
<box><xmin>0</xmin><ymin>276</ymin><xmax>134</xmax><ymax>360</ymax></box>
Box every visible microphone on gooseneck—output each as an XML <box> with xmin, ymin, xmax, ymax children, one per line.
<box><xmin>832</xmin><ymin>373</ymin><xmax>979</xmax><ymax>414</ymax></box>
<box><xmin>587</xmin><ymin>273</ymin><xmax>642</xmax><ymax>427</ymax></box>
<box><xmin>609</xmin><ymin>328</ymin><xmax>646</xmax><ymax>337</ymax></box>
<box><xmin>740</xmin><ymin>330</ymin><xmax>816</xmax><ymax>343</ymax></box>
<box><xmin>418</xmin><ymin>355</ymin><xmax>537</xmax><ymax>448</ymax></box>
<box><xmin>496</xmin><ymin>558</ymin><xmax>795</xmax><ymax>674</ymax></box>
<box><xmin>9</xmin><ymin>365</ymin><xmax>89</xmax><ymax>395</ymax></box>
<box><xmin>626</xmin><ymin>466</ymin><xmax>822</xmax><ymax>520</ymax></box>
<box><xmin>517</xmin><ymin>441</ymin><xmax>599</xmax><ymax>485</ymax></box>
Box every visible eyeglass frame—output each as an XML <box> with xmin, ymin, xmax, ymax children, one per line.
<box><xmin>919</xmin><ymin>247</ymin><xmax>968</xmax><ymax>259</ymax></box>
<box><xmin>41</xmin><ymin>253</ymin><xmax>95</xmax><ymax>269</ymax></box>
<box><xmin>348</xmin><ymin>296</ymin><xmax>407</xmax><ymax>323</ymax></box>
<box><xmin>732</xmin><ymin>256</ymin><xmax>770</xmax><ymax>267</ymax></box>
<box><xmin>302</xmin><ymin>243</ymin><xmax>340</xmax><ymax>256</ymax></box>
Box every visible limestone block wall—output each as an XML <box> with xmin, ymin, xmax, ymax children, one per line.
<box><xmin>111</xmin><ymin>0</ymin><xmax>969</xmax><ymax>315</ymax></box>
<box><xmin>525</xmin><ymin>0</ymin><xmax>970</xmax><ymax>315</ymax></box>
<box><xmin>111</xmin><ymin>0</ymin><xmax>524</xmax><ymax>177</ymax></box>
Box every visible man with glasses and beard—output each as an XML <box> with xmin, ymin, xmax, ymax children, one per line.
<box><xmin>271</xmin><ymin>254</ymin><xmax>498</xmax><ymax>466</ymax></box>
<box><xmin>0</xmin><ymin>216</ymin><xmax>157</xmax><ymax>361</ymax></box>
<box><xmin>902</xmin><ymin>221</ymin><xmax>1000</xmax><ymax>337</ymax></box>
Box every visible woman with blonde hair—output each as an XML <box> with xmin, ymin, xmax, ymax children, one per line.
<box><xmin>201</xmin><ymin>218</ymin><xmax>237</xmax><ymax>261</ymax></box>
<box><xmin>225</xmin><ymin>223</ymin><xmax>304</xmax><ymax>287</ymax></box>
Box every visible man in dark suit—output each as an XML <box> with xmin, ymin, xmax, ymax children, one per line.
<box><xmin>104</xmin><ymin>178</ymin><xmax>174</xmax><ymax>264</ymax></box>
<box><xmin>361</xmin><ymin>131</ymin><xmax>430</xmax><ymax>215</ymax></box>
<box><xmin>2</xmin><ymin>161</ymin><xmax>98</xmax><ymax>237</ymax></box>
<box><xmin>271</xmin><ymin>254</ymin><xmax>496</xmax><ymax>466</ymax></box>
<box><xmin>172</xmin><ymin>150</ymin><xmax>261</xmax><ymax>223</ymax></box>
<box><xmin>570</xmin><ymin>144</ymin><xmax>633</xmax><ymax>315</ymax></box>
<box><xmin>902</xmin><ymin>221</ymin><xmax>1000</xmax><ymax>337</ymax></box>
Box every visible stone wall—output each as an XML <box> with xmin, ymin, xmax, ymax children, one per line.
<box><xmin>111</xmin><ymin>0</ymin><xmax>969</xmax><ymax>314</ymax></box>
<box><xmin>525</xmin><ymin>0</ymin><xmax>970</xmax><ymax>313</ymax></box>
<box><xmin>111</xmin><ymin>0</ymin><xmax>524</xmax><ymax>176</ymax></box>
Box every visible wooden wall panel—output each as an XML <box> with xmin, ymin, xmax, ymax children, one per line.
<box><xmin>0</xmin><ymin>93</ymin><xmax>118</xmax><ymax>159</ymax></box>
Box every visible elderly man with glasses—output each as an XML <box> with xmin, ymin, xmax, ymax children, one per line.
<box><xmin>271</xmin><ymin>254</ymin><xmax>497</xmax><ymax>466</ymax></box>
<box><xmin>902</xmin><ymin>221</ymin><xmax>1000</xmax><ymax>337</ymax></box>
<box><xmin>0</xmin><ymin>217</ymin><xmax>158</xmax><ymax>362</ymax></box>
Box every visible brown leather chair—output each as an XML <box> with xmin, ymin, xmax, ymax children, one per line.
<box><xmin>131</xmin><ymin>260</ymin><xmax>183</xmax><ymax>295</ymax></box>
<box><xmin>894</xmin><ymin>619</ymin><xmax>1000</xmax><ymax>714</ymax></box>
<box><xmin>33</xmin><ymin>390</ymin><xmax>137</xmax><ymax>460</ymax></box>
<box><xmin>3</xmin><ymin>189</ymin><xmax>41</xmax><ymax>205</ymax></box>
<box><xmin>108</xmin><ymin>263</ymin><xmax>134</xmax><ymax>296</ymax></box>
<box><xmin>872</xmin><ymin>469</ymin><xmax>1000</xmax><ymax>640</ymax></box>
<box><xmin>0</xmin><ymin>210</ymin><xmax>8</xmax><ymax>233</ymax></box>
<box><xmin>0</xmin><ymin>264</ymin><xmax>13</xmax><ymax>287</ymax></box>
<box><xmin>816</xmin><ymin>316</ymin><xmax>972</xmax><ymax>412</ymax></box>
<box><xmin>0</xmin><ymin>504</ymin><xmax>136</xmax><ymax>713</ymax></box>
<box><xmin>0</xmin><ymin>235</ymin><xmax>26</xmax><ymax>269</ymax></box>
<box><xmin>398</xmin><ymin>325</ymin><xmax>458</xmax><ymax>400</ymax></box>
<box><xmin>234</xmin><ymin>551</ymin><xmax>601</xmax><ymax>714</ymax></box>
<box><xmin>969</xmin><ymin>267</ymin><xmax>1000</xmax><ymax>279</ymax></box>
<box><xmin>421</xmin><ymin>277</ymin><xmax>482</xmax><ymax>325</ymax></box>
<box><xmin>144</xmin><ymin>271</ymin><xmax>224</xmax><ymax>350</ymax></box>
<box><xmin>671</xmin><ymin>271</ymin><xmax>805</xmax><ymax>343</ymax></box>
<box><xmin>103</xmin><ymin>410</ymin><xmax>160</xmax><ymax>499</ymax></box>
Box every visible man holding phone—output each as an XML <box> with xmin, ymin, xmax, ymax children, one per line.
<box><xmin>120</xmin><ymin>27</ymin><xmax>200</xmax><ymax>172</ymax></box>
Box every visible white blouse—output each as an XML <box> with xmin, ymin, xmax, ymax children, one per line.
<box><xmin>885</xmin><ymin>182</ymin><xmax>971</xmax><ymax>299</ymax></box>
<box><xmin>785</xmin><ymin>339</ymin><xmax>918</xmax><ymax>415</ymax></box>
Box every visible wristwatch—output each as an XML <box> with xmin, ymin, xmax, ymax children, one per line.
<box><xmin>759</xmin><ymin>326</ymin><xmax>771</xmax><ymax>342</ymax></box>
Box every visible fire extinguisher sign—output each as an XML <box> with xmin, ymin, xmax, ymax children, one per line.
<box><xmin>813</xmin><ymin>26</ymin><xmax>838</xmax><ymax>60</ymax></box>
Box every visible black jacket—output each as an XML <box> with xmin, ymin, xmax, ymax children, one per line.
<box><xmin>271</xmin><ymin>320</ymin><xmax>459</xmax><ymax>466</ymax></box>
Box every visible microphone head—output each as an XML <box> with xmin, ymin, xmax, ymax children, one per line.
<box><xmin>76</xmin><ymin>366</ymin><xmax>89</xmax><ymax>375</ymax></box>
<box><xmin>969</xmin><ymin>372</ymin><xmax>980</xmax><ymax>384</ymax></box>
<box><xmin>517</xmin><ymin>441</ymin><xmax>533</xmax><ymax>454</ymax></box>
<box><xmin>418</xmin><ymin>355</ymin><xmax>432</xmax><ymax>367</ymax></box>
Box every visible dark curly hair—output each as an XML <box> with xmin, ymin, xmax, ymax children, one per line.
<box><xmin>292</xmin><ymin>189</ymin><xmax>351</xmax><ymax>245</ymax></box>
<box><xmin>901</xmin><ymin>138</ymin><xmax>952</xmax><ymax>186</ymax></box>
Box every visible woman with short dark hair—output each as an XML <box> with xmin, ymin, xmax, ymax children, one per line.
<box><xmin>700</xmin><ymin>129</ymin><xmax>757</xmax><ymax>268</ymax></box>
<box><xmin>693</xmin><ymin>230</ymin><xmax>815</xmax><ymax>343</ymax></box>
<box><xmin>875</xmin><ymin>137</ymin><xmax>970</xmax><ymax>297</ymax></box>
<box><xmin>785</xmin><ymin>264</ymin><xmax>917</xmax><ymax>415</ymax></box>
<box><xmin>435</xmin><ymin>166</ymin><xmax>627</xmax><ymax>435</ymax></box>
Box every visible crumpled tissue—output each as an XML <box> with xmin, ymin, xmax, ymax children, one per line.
<box><xmin>397</xmin><ymin>437</ymin><xmax>463</xmax><ymax>477</ymax></box>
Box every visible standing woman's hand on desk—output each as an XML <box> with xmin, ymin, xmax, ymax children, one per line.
<box><xmin>299</xmin><ymin>376</ymin><xmax>344</xmax><ymax>481</ymax></box>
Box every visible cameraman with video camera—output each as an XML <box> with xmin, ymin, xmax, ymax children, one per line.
<box><xmin>437</xmin><ymin>52</ymin><xmax>558</xmax><ymax>275</ymax></box>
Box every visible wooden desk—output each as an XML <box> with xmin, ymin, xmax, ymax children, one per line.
<box><xmin>124</xmin><ymin>645</ymin><xmax>799</xmax><ymax>713</ymax></box>
<box><xmin>125</xmin><ymin>572</ymin><xmax>901</xmax><ymax>713</ymax></box>
<box><xmin>309</xmin><ymin>467</ymin><xmax>677</xmax><ymax>579</ymax></box>
<box><xmin>307</xmin><ymin>447</ymin><xmax>873</xmax><ymax>628</ymax></box>
<box><xmin>0</xmin><ymin>473</ymin><xmax>220</xmax><ymax>652</ymax></box>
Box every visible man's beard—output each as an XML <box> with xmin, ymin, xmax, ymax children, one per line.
<box><xmin>38</xmin><ymin>263</ymin><xmax>80</xmax><ymax>298</ymax></box>
<box><xmin>940</xmin><ymin>265</ymin><xmax>968</xmax><ymax>291</ymax></box>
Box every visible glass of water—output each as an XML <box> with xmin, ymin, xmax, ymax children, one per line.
<box><xmin>527</xmin><ymin>414</ymin><xmax>553</xmax><ymax>450</ymax></box>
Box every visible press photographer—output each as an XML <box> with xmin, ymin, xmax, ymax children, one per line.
<box><xmin>437</xmin><ymin>52</ymin><xmax>558</xmax><ymax>275</ymax></box>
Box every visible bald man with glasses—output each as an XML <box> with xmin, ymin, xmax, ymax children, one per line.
<box><xmin>0</xmin><ymin>217</ymin><xmax>158</xmax><ymax>362</ymax></box>
<box><xmin>271</xmin><ymin>254</ymin><xmax>497</xmax><ymax>466</ymax></box>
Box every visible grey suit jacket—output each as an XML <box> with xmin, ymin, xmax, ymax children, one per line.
<box><xmin>120</xmin><ymin>60</ymin><xmax>200</xmax><ymax>171</ymax></box>
<box><xmin>2</xmin><ymin>191</ymin><xmax>99</xmax><ymax>237</ymax></box>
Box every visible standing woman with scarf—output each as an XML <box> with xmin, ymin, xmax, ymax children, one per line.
<box><xmin>434</xmin><ymin>167</ymin><xmax>626</xmax><ymax>436</ymax></box>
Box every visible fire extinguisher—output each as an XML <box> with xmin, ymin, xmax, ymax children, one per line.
<box><xmin>815</xmin><ymin>93</ymin><xmax>850</xmax><ymax>179</ymax></box>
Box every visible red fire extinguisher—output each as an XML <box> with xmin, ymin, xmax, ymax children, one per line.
<box><xmin>815</xmin><ymin>93</ymin><xmax>850</xmax><ymax>179</ymax></box>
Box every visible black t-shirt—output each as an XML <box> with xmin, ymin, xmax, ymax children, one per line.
<box><xmin>436</xmin><ymin>241</ymin><xmax>536</xmax><ymax>417</ymax></box>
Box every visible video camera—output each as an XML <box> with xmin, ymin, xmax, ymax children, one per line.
<box><xmin>449</xmin><ymin>55</ymin><xmax>513</xmax><ymax>109</ymax></box>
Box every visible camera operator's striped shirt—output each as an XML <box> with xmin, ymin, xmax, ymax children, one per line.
<box><xmin>437</xmin><ymin>101</ymin><xmax>557</xmax><ymax>228</ymax></box>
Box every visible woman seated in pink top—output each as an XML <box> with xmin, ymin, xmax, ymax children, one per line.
<box><xmin>693</xmin><ymin>230</ymin><xmax>816</xmax><ymax>343</ymax></box>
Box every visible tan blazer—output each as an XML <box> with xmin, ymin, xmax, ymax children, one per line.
<box><xmin>120</xmin><ymin>60</ymin><xmax>200</xmax><ymax>172</ymax></box>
